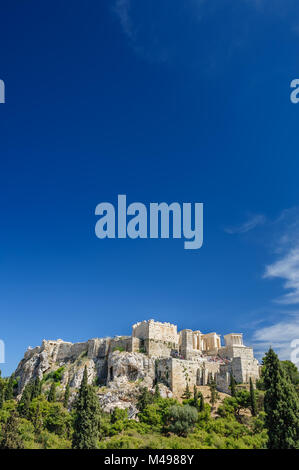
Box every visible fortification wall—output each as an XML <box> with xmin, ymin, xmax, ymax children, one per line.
<box><xmin>156</xmin><ymin>358</ymin><xmax>226</xmax><ymax>396</ymax></box>
<box><xmin>218</xmin><ymin>345</ymin><xmax>254</xmax><ymax>360</ymax></box>
<box><xmin>170</xmin><ymin>359</ymin><xmax>201</xmax><ymax>396</ymax></box>
<box><xmin>231</xmin><ymin>356</ymin><xmax>260</xmax><ymax>383</ymax></box>
<box><xmin>148</xmin><ymin>320</ymin><xmax>178</xmax><ymax>343</ymax></box>
<box><xmin>216</xmin><ymin>365</ymin><xmax>231</xmax><ymax>393</ymax></box>
<box><xmin>156</xmin><ymin>358</ymin><xmax>173</xmax><ymax>388</ymax></box>
<box><xmin>146</xmin><ymin>338</ymin><xmax>176</xmax><ymax>357</ymax></box>
<box><xmin>87</xmin><ymin>338</ymin><xmax>110</xmax><ymax>358</ymax></box>
<box><xmin>132</xmin><ymin>320</ymin><xmax>179</xmax><ymax>357</ymax></box>
<box><xmin>216</xmin><ymin>354</ymin><xmax>260</xmax><ymax>392</ymax></box>
<box><xmin>131</xmin><ymin>337</ymin><xmax>141</xmax><ymax>353</ymax></box>
<box><xmin>132</xmin><ymin>321</ymin><xmax>149</xmax><ymax>340</ymax></box>
<box><xmin>132</xmin><ymin>320</ymin><xmax>178</xmax><ymax>343</ymax></box>
<box><xmin>110</xmin><ymin>336</ymin><xmax>132</xmax><ymax>353</ymax></box>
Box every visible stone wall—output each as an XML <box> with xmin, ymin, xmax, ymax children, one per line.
<box><xmin>110</xmin><ymin>336</ymin><xmax>132</xmax><ymax>353</ymax></box>
<box><xmin>15</xmin><ymin>320</ymin><xmax>260</xmax><ymax>398</ymax></box>
<box><xmin>219</xmin><ymin>345</ymin><xmax>255</xmax><ymax>361</ymax></box>
<box><xmin>132</xmin><ymin>320</ymin><xmax>179</xmax><ymax>349</ymax></box>
<box><xmin>132</xmin><ymin>321</ymin><xmax>149</xmax><ymax>340</ymax></box>
<box><xmin>170</xmin><ymin>359</ymin><xmax>201</xmax><ymax>396</ymax></box>
<box><xmin>156</xmin><ymin>358</ymin><xmax>172</xmax><ymax>388</ymax></box>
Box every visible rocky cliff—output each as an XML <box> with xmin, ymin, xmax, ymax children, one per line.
<box><xmin>14</xmin><ymin>338</ymin><xmax>172</xmax><ymax>417</ymax></box>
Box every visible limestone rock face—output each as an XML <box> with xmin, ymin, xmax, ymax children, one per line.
<box><xmin>13</xmin><ymin>319</ymin><xmax>260</xmax><ymax>410</ymax></box>
<box><xmin>68</xmin><ymin>359</ymin><xmax>97</xmax><ymax>388</ymax></box>
<box><xmin>14</xmin><ymin>340</ymin><xmax>166</xmax><ymax>416</ymax></box>
<box><xmin>95</xmin><ymin>351</ymin><xmax>157</xmax><ymax>416</ymax></box>
<box><xmin>108</xmin><ymin>351</ymin><xmax>156</xmax><ymax>387</ymax></box>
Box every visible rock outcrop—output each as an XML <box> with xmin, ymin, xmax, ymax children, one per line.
<box><xmin>14</xmin><ymin>319</ymin><xmax>260</xmax><ymax>411</ymax></box>
<box><xmin>14</xmin><ymin>339</ymin><xmax>160</xmax><ymax>415</ymax></box>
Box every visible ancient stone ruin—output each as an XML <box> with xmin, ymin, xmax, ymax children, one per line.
<box><xmin>131</xmin><ymin>320</ymin><xmax>260</xmax><ymax>395</ymax></box>
<box><xmin>15</xmin><ymin>319</ymin><xmax>260</xmax><ymax>415</ymax></box>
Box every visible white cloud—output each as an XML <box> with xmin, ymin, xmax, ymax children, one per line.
<box><xmin>247</xmin><ymin>207</ymin><xmax>299</xmax><ymax>363</ymax></box>
<box><xmin>261</xmin><ymin>208</ymin><xmax>299</xmax><ymax>304</ymax></box>
<box><xmin>112</xmin><ymin>0</ymin><xmax>299</xmax><ymax>67</ymax></box>
<box><xmin>252</xmin><ymin>316</ymin><xmax>299</xmax><ymax>363</ymax></box>
<box><xmin>225</xmin><ymin>214</ymin><xmax>266</xmax><ymax>234</ymax></box>
<box><xmin>114</xmin><ymin>0</ymin><xmax>134</xmax><ymax>40</ymax></box>
<box><xmin>264</xmin><ymin>248</ymin><xmax>299</xmax><ymax>304</ymax></box>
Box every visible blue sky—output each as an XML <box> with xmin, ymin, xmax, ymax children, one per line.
<box><xmin>1</xmin><ymin>0</ymin><xmax>299</xmax><ymax>375</ymax></box>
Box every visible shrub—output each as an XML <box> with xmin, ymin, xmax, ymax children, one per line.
<box><xmin>43</xmin><ymin>367</ymin><xmax>65</xmax><ymax>384</ymax></box>
<box><xmin>165</xmin><ymin>405</ymin><xmax>198</xmax><ymax>437</ymax></box>
<box><xmin>113</xmin><ymin>346</ymin><xmax>125</xmax><ymax>353</ymax></box>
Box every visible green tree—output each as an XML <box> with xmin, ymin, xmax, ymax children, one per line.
<box><xmin>230</xmin><ymin>373</ymin><xmax>236</xmax><ymax>397</ymax></box>
<box><xmin>0</xmin><ymin>411</ymin><xmax>24</xmax><ymax>449</ymax></box>
<box><xmin>5</xmin><ymin>374</ymin><xmax>15</xmax><ymax>401</ymax></box>
<box><xmin>72</xmin><ymin>366</ymin><xmax>101</xmax><ymax>449</ymax></box>
<box><xmin>48</xmin><ymin>382</ymin><xmax>56</xmax><ymax>403</ymax></box>
<box><xmin>0</xmin><ymin>381</ymin><xmax>4</xmax><ymax>409</ymax></box>
<box><xmin>217</xmin><ymin>390</ymin><xmax>250</xmax><ymax>420</ymax></box>
<box><xmin>192</xmin><ymin>386</ymin><xmax>200</xmax><ymax>410</ymax></box>
<box><xmin>249</xmin><ymin>377</ymin><xmax>257</xmax><ymax>417</ymax></box>
<box><xmin>31</xmin><ymin>377</ymin><xmax>42</xmax><ymax>399</ymax></box>
<box><xmin>181</xmin><ymin>382</ymin><xmax>191</xmax><ymax>400</ymax></box>
<box><xmin>45</xmin><ymin>402</ymin><xmax>72</xmax><ymax>437</ymax></box>
<box><xmin>33</xmin><ymin>402</ymin><xmax>43</xmax><ymax>435</ymax></box>
<box><xmin>165</xmin><ymin>405</ymin><xmax>198</xmax><ymax>437</ymax></box>
<box><xmin>199</xmin><ymin>393</ymin><xmax>205</xmax><ymax>412</ymax></box>
<box><xmin>63</xmin><ymin>382</ymin><xmax>70</xmax><ymax>408</ymax></box>
<box><xmin>154</xmin><ymin>384</ymin><xmax>161</xmax><ymax>401</ymax></box>
<box><xmin>137</xmin><ymin>387</ymin><xmax>154</xmax><ymax>410</ymax></box>
<box><xmin>209</xmin><ymin>380</ymin><xmax>219</xmax><ymax>410</ymax></box>
<box><xmin>281</xmin><ymin>361</ymin><xmax>299</xmax><ymax>386</ymax></box>
<box><xmin>263</xmin><ymin>347</ymin><xmax>299</xmax><ymax>449</ymax></box>
<box><xmin>110</xmin><ymin>407</ymin><xmax>128</xmax><ymax>434</ymax></box>
<box><xmin>18</xmin><ymin>382</ymin><xmax>33</xmax><ymax>417</ymax></box>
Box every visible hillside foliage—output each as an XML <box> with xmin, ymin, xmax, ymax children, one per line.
<box><xmin>0</xmin><ymin>350</ymin><xmax>298</xmax><ymax>449</ymax></box>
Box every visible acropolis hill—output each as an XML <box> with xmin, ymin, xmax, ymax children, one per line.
<box><xmin>15</xmin><ymin>319</ymin><xmax>260</xmax><ymax>416</ymax></box>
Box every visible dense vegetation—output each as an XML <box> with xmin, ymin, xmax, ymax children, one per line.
<box><xmin>0</xmin><ymin>348</ymin><xmax>298</xmax><ymax>449</ymax></box>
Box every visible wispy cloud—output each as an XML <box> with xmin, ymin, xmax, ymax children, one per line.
<box><xmin>252</xmin><ymin>315</ymin><xmax>299</xmax><ymax>362</ymax></box>
<box><xmin>262</xmin><ymin>207</ymin><xmax>299</xmax><ymax>305</ymax></box>
<box><xmin>264</xmin><ymin>248</ymin><xmax>299</xmax><ymax>304</ymax></box>
<box><xmin>250</xmin><ymin>207</ymin><xmax>299</xmax><ymax>363</ymax></box>
<box><xmin>224</xmin><ymin>214</ymin><xmax>266</xmax><ymax>234</ymax></box>
<box><xmin>114</xmin><ymin>0</ymin><xmax>134</xmax><ymax>40</ymax></box>
<box><xmin>112</xmin><ymin>0</ymin><xmax>299</xmax><ymax>66</ymax></box>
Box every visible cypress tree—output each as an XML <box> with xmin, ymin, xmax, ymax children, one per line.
<box><xmin>154</xmin><ymin>383</ymin><xmax>161</xmax><ymax>401</ymax></box>
<box><xmin>249</xmin><ymin>377</ymin><xmax>257</xmax><ymax>417</ymax></box>
<box><xmin>72</xmin><ymin>366</ymin><xmax>101</xmax><ymax>449</ymax></box>
<box><xmin>31</xmin><ymin>377</ymin><xmax>42</xmax><ymax>399</ymax></box>
<box><xmin>33</xmin><ymin>402</ymin><xmax>43</xmax><ymax>435</ymax></box>
<box><xmin>63</xmin><ymin>382</ymin><xmax>70</xmax><ymax>408</ymax></box>
<box><xmin>48</xmin><ymin>382</ymin><xmax>56</xmax><ymax>402</ymax></box>
<box><xmin>5</xmin><ymin>374</ymin><xmax>15</xmax><ymax>401</ymax></box>
<box><xmin>182</xmin><ymin>382</ymin><xmax>191</xmax><ymax>400</ymax></box>
<box><xmin>230</xmin><ymin>373</ymin><xmax>236</xmax><ymax>397</ymax></box>
<box><xmin>0</xmin><ymin>411</ymin><xmax>24</xmax><ymax>449</ymax></box>
<box><xmin>209</xmin><ymin>380</ymin><xmax>218</xmax><ymax>409</ymax></box>
<box><xmin>193</xmin><ymin>385</ymin><xmax>200</xmax><ymax>410</ymax></box>
<box><xmin>263</xmin><ymin>347</ymin><xmax>299</xmax><ymax>449</ymax></box>
<box><xmin>18</xmin><ymin>383</ymin><xmax>32</xmax><ymax>417</ymax></box>
<box><xmin>137</xmin><ymin>387</ymin><xmax>154</xmax><ymax>410</ymax></box>
<box><xmin>199</xmin><ymin>393</ymin><xmax>205</xmax><ymax>412</ymax></box>
<box><xmin>0</xmin><ymin>382</ymin><xmax>4</xmax><ymax>409</ymax></box>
